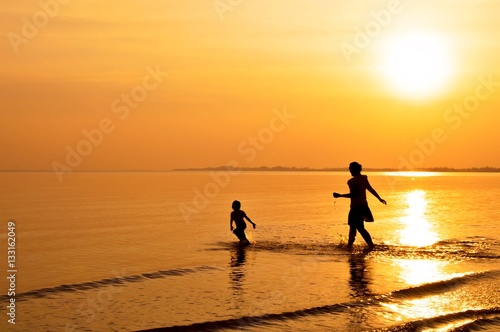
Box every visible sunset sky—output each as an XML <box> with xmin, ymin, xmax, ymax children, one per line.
<box><xmin>1</xmin><ymin>1</ymin><xmax>499</xmax><ymax>171</ymax></box>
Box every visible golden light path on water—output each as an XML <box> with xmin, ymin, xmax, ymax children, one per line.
<box><xmin>398</xmin><ymin>190</ymin><xmax>438</xmax><ymax>247</ymax></box>
<box><xmin>380</xmin><ymin>179</ymin><xmax>475</xmax><ymax>330</ymax></box>
<box><xmin>395</xmin><ymin>259</ymin><xmax>447</xmax><ymax>285</ymax></box>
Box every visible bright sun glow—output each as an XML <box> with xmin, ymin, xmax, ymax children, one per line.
<box><xmin>379</xmin><ymin>31</ymin><xmax>454</xmax><ymax>98</ymax></box>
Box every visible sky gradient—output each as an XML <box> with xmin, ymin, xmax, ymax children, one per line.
<box><xmin>1</xmin><ymin>1</ymin><xmax>499</xmax><ymax>172</ymax></box>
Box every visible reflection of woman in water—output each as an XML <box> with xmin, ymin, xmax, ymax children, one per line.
<box><xmin>347</xmin><ymin>255</ymin><xmax>372</xmax><ymax>329</ymax></box>
<box><xmin>348</xmin><ymin>255</ymin><xmax>372</xmax><ymax>298</ymax></box>
<box><xmin>230</xmin><ymin>200</ymin><xmax>256</xmax><ymax>245</ymax></box>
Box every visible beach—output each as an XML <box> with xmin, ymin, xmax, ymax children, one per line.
<box><xmin>0</xmin><ymin>171</ymin><xmax>499</xmax><ymax>331</ymax></box>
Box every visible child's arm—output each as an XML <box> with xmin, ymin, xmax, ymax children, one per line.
<box><xmin>366</xmin><ymin>182</ymin><xmax>387</xmax><ymax>205</ymax></box>
<box><xmin>244</xmin><ymin>215</ymin><xmax>256</xmax><ymax>229</ymax></box>
<box><xmin>333</xmin><ymin>192</ymin><xmax>350</xmax><ymax>198</ymax></box>
<box><xmin>230</xmin><ymin>216</ymin><xmax>234</xmax><ymax>231</ymax></box>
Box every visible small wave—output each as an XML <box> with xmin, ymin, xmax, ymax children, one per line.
<box><xmin>135</xmin><ymin>306</ymin><xmax>500</xmax><ymax>332</ymax></box>
<box><xmin>3</xmin><ymin>266</ymin><xmax>223</xmax><ymax>301</ymax></box>
<box><xmin>373</xmin><ymin>307</ymin><xmax>500</xmax><ymax>332</ymax></box>
<box><xmin>131</xmin><ymin>269</ymin><xmax>500</xmax><ymax>331</ymax></box>
<box><xmin>429</xmin><ymin>237</ymin><xmax>500</xmax><ymax>260</ymax></box>
<box><xmin>136</xmin><ymin>299</ymin><xmax>500</xmax><ymax>332</ymax></box>
<box><xmin>211</xmin><ymin>240</ymin><xmax>342</xmax><ymax>253</ymax></box>
<box><xmin>135</xmin><ymin>301</ymin><xmax>359</xmax><ymax>331</ymax></box>
<box><xmin>449</xmin><ymin>315</ymin><xmax>500</xmax><ymax>332</ymax></box>
<box><xmin>212</xmin><ymin>237</ymin><xmax>500</xmax><ymax>260</ymax></box>
<box><xmin>386</xmin><ymin>270</ymin><xmax>500</xmax><ymax>300</ymax></box>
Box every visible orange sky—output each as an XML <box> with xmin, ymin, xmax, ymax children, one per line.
<box><xmin>1</xmin><ymin>1</ymin><xmax>499</xmax><ymax>171</ymax></box>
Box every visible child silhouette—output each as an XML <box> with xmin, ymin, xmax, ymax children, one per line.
<box><xmin>230</xmin><ymin>200</ymin><xmax>256</xmax><ymax>245</ymax></box>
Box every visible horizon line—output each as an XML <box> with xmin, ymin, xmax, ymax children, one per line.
<box><xmin>1</xmin><ymin>166</ymin><xmax>500</xmax><ymax>173</ymax></box>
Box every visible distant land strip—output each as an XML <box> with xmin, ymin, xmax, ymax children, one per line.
<box><xmin>1</xmin><ymin>166</ymin><xmax>500</xmax><ymax>173</ymax></box>
<box><xmin>173</xmin><ymin>166</ymin><xmax>500</xmax><ymax>172</ymax></box>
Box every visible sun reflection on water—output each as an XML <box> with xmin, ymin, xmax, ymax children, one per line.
<box><xmin>380</xmin><ymin>265</ymin><xmax>475</xmax><ymax>329</ymax></box>
<box><xmin>382</xmin><ymin>191</ymin><xmax>479</xmax><ymax>330</ymax></box>
<box><xmin>395</xmin><ymin>259</ymin><xmax>447</xmax><ymax>285</ymax></box>
<box><xmin>381</xmin><ymin>296</ymin><xmax>444</xmax><ymax>320</ymax></box>
<box><xmin>380</xmin><ymin>296</ymin><xmax>455</xmax><ymax>324</ymax></box>
<box><xmin>380</xmin><ymin>290</ymin><xmax>477</xmax><ymax>332</ymax></box>
<box><xmin>378</xmin><ymin>189</ymin><xmax>484</xmax><ymax>330</ymax></box>
<box><xmin>398</xmin><ymin>190</ymin><xmax>439</xmax><ymax>247</ymax></box>
<box><xmin>385</xmin><ymin>171</ymin><xmax>441</xmax><ymax>178</ymax></box>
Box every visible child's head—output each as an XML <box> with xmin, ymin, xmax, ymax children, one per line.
<box><xmin>349</xmin><ymin>161</ymin><xmax>362</xmax><ymax>175</ymax></box>
<box><xmin>232</xmin><ymin>200</ymin><xmax>241</xmax><ymax>211</ymax></box>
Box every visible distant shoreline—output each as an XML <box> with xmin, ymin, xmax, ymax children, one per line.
<box><xmin>171</xmin><ymin>166</ymin><xmax>500</xmax><ymax>173</ymax></box>
<box><xmin>2</xmin><ymin>166</ymin><xmax>499</xmax><ymax>173</ymax></box>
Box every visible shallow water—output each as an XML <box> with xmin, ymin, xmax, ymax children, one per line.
<box><xmin>0</xmin><ymin>171</ymin><xmax>499</xmax><ymax>331</ymax></box>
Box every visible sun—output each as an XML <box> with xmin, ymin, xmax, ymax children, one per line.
<box><xmin>378</xmin><ymin>31</ymin><xmax>454</xmax><ymax>99</ymax></box>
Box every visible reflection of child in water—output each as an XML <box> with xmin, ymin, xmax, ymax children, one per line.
<box><xmin>230</xmin><ymin>200</ymin><xmax>256</xmax><ymax>244</ymax></box>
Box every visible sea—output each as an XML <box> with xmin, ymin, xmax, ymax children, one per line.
<box><xmin>0</xmin><ymin>171</ymin><xmax>499</xmax><ymax>332</ymax></box>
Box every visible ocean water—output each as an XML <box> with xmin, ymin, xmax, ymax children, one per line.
<box><xmin>0</xmin><ymin>171</ymin><xmax>499</xmax><ymax>332</ymax></box>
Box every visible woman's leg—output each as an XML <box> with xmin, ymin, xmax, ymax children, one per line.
<box><xmin>357</xmin><ymin>224</ymin><xmax>374</xmax><ymax>248</ymax></box>
<box><xmin>347</xmin><ymin>226</ymin><xmax>357</xmax><ymax>247</ymax></box>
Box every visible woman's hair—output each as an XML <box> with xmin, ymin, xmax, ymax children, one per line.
<box><xmin>349</xmin><ymin>161</ymin><xmax>362</xmax><ymax>174</ymax></box>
